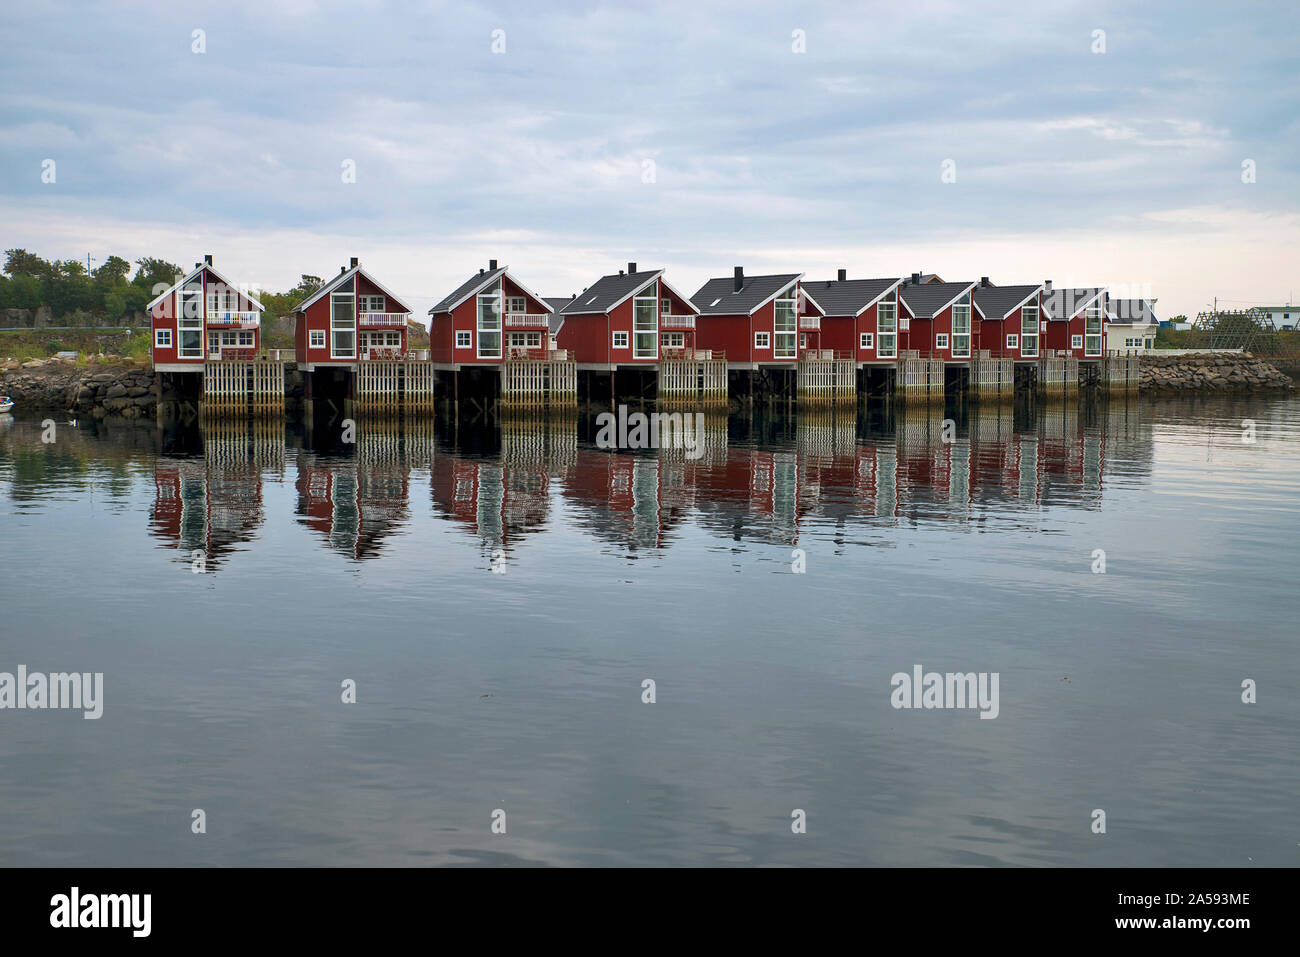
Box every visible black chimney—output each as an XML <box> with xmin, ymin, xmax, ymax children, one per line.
<box><xmin>628</xmin><ymin>261</ymin><xmax>637</xmax><ymax>274</ymax></box>
<box><xmin>734</xmin><ymin>266</ymin><xmax>744</xmax><ymax>292</ymax></box>
<box><xmin>489</xmin><ymin>259</ymin><xmax>498</xmax><ymax>271</ymax></box>
<box><xmin>350</xmin><ymin>257</ymin><xmax>358</xmax><ymax>268</ymax></box>
<box><xmin>340</xmin><ymin>265</ymin><xmax>346</xmax><ymax>274</ymax></box>
<box><xmin>911</xmin><ymin>272</ymin><xmax>921</xmax><ymax>285</ymax></box>
<box><xmin>479</xmin><ymin>268</ymin><xmax>485</xmax><ymax>276</ymax></box>
<box><xmin>618</xmin><ymin>269</ymin><xmax>625</xmax><ymax>276</ymax></box>
<box><xmin>204</xmin><ymin>254</ymin><xmax>212</xmax><ymax>266</ymax></box>
<box><xmin>1044</xmin><ymin>279</ymin><xmax>1053</xmax><ymax>292</ymax></box>
<box><xmin>837</xmin><ymin>268</ymin><xmax>847</xmax><ymax>282</ymax></box>
<box><xmin>980</xmin><ymin>276</ymin><xmax>990</xmax><ymax>287</ymax></box>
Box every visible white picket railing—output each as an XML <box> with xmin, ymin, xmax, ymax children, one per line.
<box><xmin>661</xmin><ymin>314</ymin><xmax>696</xmax><ymax>329</ymax></box>
<box><xmin>207</xmin><ymin>311</ymin><xmax>260</xmax><ymax>327</ymax></box>
<box><xmin>358</xmin><ymin>312</ymin><xmax>410</xmax><ymax>327</ymax></box>
<box><xmin>504</xmin><ymin>313</ymin><xmax>550</xmax><ymax>327</ymax></box>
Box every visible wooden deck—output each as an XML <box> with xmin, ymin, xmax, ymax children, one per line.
<box><xmin>501</xmin><ymin>356</ymin><xmax>578</xmax><ymax>407</ymax></box>
<box><xmin>658</xmin><ymin>350</ymin><xmax>728</xmax><ymax>403</ymax></box>
<box><xmin>202</xmin><ymin>361</ymin><xmax>285</xmax><ymax>416</ymax></box>
<box><xmin>797</xmin><ymin>350</ymin><xmax>855</xmax><ymax>403</ymax></box>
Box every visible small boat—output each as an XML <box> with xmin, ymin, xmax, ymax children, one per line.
<box><xmin>0</xmin><ymin>396</ymin><xmax>13</xmax><ymax>414</ymax></box>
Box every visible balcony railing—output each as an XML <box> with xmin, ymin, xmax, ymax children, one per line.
<box><xmin>206</xmin><ymin>347</ymin><xmax>258</xmax><ymax>361</ymax></box>
<box><xmin>207</xmin><ymin>311</ymin><xmax>260</xmax><ymax>327</ymax></box>
<box><xmin>661</xmin><ymin>348</ymin><xmax>724</xmax><ymax>361</ymax></box>
<box><xmin>798</xmin><ymin>316</ymin><xmax>821</xmax><ymax>330</ymax></box>
<box><xmin>504</xmin><ymin>313</ymin><xmax>550</xmax><ymax>328</ymax></box>
<box><xmin>898</xmin><ymin>317</ymin><xmax>911</xmax><ymax>331</ymax></box>
<box><xmin>506</xmin><ymin>346</ymin><xmax>570</xmax><ymax>360</ymax></box>
<box><xmin>661</xmin><ymin>314</ymin><xmax>696</xmax><ymax>329</ymax></box>
<box><xmin>359</xmin><ymin>311</ymin><xmax>410</xmax><ymax>327</ymax></box>
<box><xmin>799</xmin><ymin>349</ymin><xmax>852</xmax><ymax>360</ymax></box>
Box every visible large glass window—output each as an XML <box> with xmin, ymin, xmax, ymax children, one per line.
<box><xmin>877</xmin><ymin>289</ymin><xmax>897</xmax><ymax>358</ymax></box>
<box><xmin>951</xmin><ymin>292</ymin><xmax>971</xmax><ymax>357</ymax></box>
<box><xmin>331</xmin><ymin>278</ymin><xmax>356</xmax><ymax>358</ymax></box>
<box><xmin>477</xmin><ymin>280</ymin><xmax>502</xmax><ymax>358</ymax></box>
<box><xmin>773</xmin><ymin>285</ymin><xmax>797</xmax><ymax>358</ymax></box>
<box><xmin>1084</xmin><ymin>304</ymin><xmax>1102</xmax><ymax>355</ymax></box>
<box><xmin>1020</xmin><ymin>304</ymin><xmax>1039</xmax><ymax>356</ymax></box>
<box><xmin>633</xmin><ymin>287</ymin><xmax>657</xmax><ymax>358</ymax></box>
<box><xmin>178</xmin><ymin>279</ymin><xmax>203</xmax><ymax>358</ymax></box>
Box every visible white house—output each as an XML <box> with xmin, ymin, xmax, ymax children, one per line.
<box><xmin>1105</xmin><ymin>298</ymin><xmax>1159</xmax><ymax>353</ymax></box>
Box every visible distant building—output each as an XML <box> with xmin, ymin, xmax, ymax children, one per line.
<box><xmin>1254</xmin><ymin>305</ymin><xmax>1298</xmax><ymax>331</ymax></box>
<box><xmin>1105</xmin><ymin>298</ymin><xmax>1159</xmax><ymax>353</ymax></box>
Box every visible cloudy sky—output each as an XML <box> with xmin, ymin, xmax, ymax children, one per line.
<box><xmin>2</xmin><ymin>0</ymin><xmax>1297</xmax><ymax>320</ymax></box>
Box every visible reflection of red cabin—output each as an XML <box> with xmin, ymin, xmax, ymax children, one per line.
<box><xmin>899</xmin><ymin>278</ymin><xmax>979</xmax><ymax>360</ymax></box>
<box><xmin>149</xmin><ymin>459</ymin><xmax>264</xmax><ymax>567</ymax></box>
<box><xmin>1042</xmin><ymin>286</ymin><xmax>1107</xmax><ymax>359</ymax></box>
<box><xmin>692</xmin><ymin>268</ymin><xmax>823</xmax><ymax>364</ymax></box>
<box><xmin>149</xmin><ymin>255</ymin><xmax>265</xmax><ymax>370</ymax></box>
<box><xmin>799</xmin><ymin>272</ymin><xmax>903</xmax><ymax>362</ymax></box>
<box><xmin>429</xmin><ymin>455</ymin><xmax>551</xmax><ymax>548</ymax></box>
<box><xmin>294</xmin><ymin>456</ymin><xmax>410</xmax><ymax>559</ymax></box>
<box><xmin>973</xmin><ymin>283</ymin><xmax>1045</xmax><ymax>360</ymax></box>
<box><xmin>428</xmin><ymin>261</ymin><xmax>555</xmax><ymax>364</ymax></box>
<box><xmin>294</xmin><ymin>258</ymin><xmax>414</xmax><ymax>368</ymax></box>
<box><xmin>556</xmin><ymin>263</ymin><xmax>700</xmax><ymax>365</ymax></box>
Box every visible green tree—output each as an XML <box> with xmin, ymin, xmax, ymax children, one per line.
<box><xmin>4</xmin><ymin>248</ymin><xmax>51</xmax><ymax>278</ymax></box>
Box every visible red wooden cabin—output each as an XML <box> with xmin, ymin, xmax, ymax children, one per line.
<box><xmin>149</xmin><ymin>255</ymin><xmax>264</xmax><ymax>370</ymax></box>
<box><xmin>799</xmin><ymin>270</ymin><xmax>903</xmax><ymax>363</ymax></box>
<box><xmin>293</xmin><ymin>258</ymin><xmax>414</xmax><ymax>368</ymax></box>
<box><xmin>972</xmin><ymin>281</ymin><xmax>1045</xmax><ymax>360</ymax></box>
<box><xmin>898</xmin><ymin>276</ymin><xmax>979</xmax><ymax>360</ymax></box>
<box><xmin>428</xmin><ymin>261</ymin><xmax>555</xmax><ymax>363</ymax></box>
<box><xmin>555</xmin><ymin>263</ymin><xmax>699</xmax><ymax>365</ymax></box>
<box><xmin>1041</xmin><ymin>284</ymin><xmax>1107</xmax><ymax>359</ymax></box>
<box><xmin>691</xmin><ymin>268</ymin><xmax>824</xmax><ymax>365</ymax></box>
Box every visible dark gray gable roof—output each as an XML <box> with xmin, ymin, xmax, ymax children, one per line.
<box><xmin>1042</xmin><ymin>287</ymin><xmax>1104</xmax><ymax>320</ymax></box>
<box><xmin>429</xmin><ymin>266</ymin><xmax>508</xmax><ymax>315</ymax></box>
<box><xmin>800</xmin><ymin>278</ymin><xmax>900</xmax><ymax>317</ymax></box>
<box><xmin>691</xmin><ymin>273</ymin><xmax>801</xmax><ymax>315</ymax></box>
<box><xmin>543</xmin><ymin>297</ymin><xmax>572</xmax><ymax>334</ymax></box>
<box><xmin>973</xmin><ymin>284</ymin><xmax>1042</xmax><ymax>320</ymax></box>
<box><xmin>560</xmin><ymin>269</ymin><xmax>661</xmax><ymax>316</ymax></box>
<box><xmin>900</xmin><ymin>281</ymin><xmax>976</xmax><ymax>319</ymax></box>
<box><xmin>1108</xmin><ymin>298</ymin><xmax>1157</xmax><ymax>324</ymax></box>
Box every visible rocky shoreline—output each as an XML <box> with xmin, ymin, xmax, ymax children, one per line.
<box><xmin>1138</xmin><ymin>353</ymin><xmax>1294</xmax><ymax>393</ymax></box>
<box><xmin>0</xmin><ymin>360</ymin><xmax>160</xmax><ymax>418</ymax></box>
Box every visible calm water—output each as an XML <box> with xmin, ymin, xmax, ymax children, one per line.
<box><xmin>0</xmin><ymin>395</ymin><xmax>1296</xmax><ymax>867</ymax></box>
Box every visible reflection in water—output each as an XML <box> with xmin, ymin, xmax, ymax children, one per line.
<box><xmin>2</xmin><ymin>393</ymin><xmax>1299</xmax><ymax>867</ymax></box>
<box><xmin>149</xmin><ymin>420</ymin><xmax>282</xmax><ymax>569</ymax></box>
<box><xmin>131</xmin><ymin>398</ymin><xmax>1151</xmax><ymax>568</ymax></box>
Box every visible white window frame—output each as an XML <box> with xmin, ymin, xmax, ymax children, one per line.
<box><xmin>1071</xmin><ymin>334</ymin><xmax>1083</xmax><ymax>349</ymax></box>
<box><xmin>613</xmin><ymin>331</ymin><xmax>629</xmax><ymax>349</ymax></box>
<box><xmin>360</xmin><ymin>294</ymin><xmax>385</xmax><ymax>313</ymax></box>
<box><xmin>1006</xmin><ymin>334</ymin><xmax>1019</xmax><ymax>350</ymax></box>
<box><xmin>455</xmin><ymin>330</ymin><xmax>472</xmax><ymax>349</ymax></box>
<box><xmin>1020</xmin><ymin>305</ymin><xmax>1039</xmax><ymax>358</ymax></box>
<box><xmin>860</xmin><ymin>332</ymin><xmax>874</xmax><ymax>350</ymax></box>
<box><xmin>506</xmin><ymin>296</ymin><xmax>526</xmax><ymax>315</ymax></box>
<box><xmin>772</xmin><ymin>284</ymin><xmax>797</xmax><ymax>359</ymax></box>
<box><xmin>877</xmin><ymin>296</ymin><xmax>897</xmax><ymax>358</ymax></box>
<box><xmin>330</xmin><ymin>287</ymin><xmax>356</xmax><ymax>359</ymax></box>
<box><xmin>632</xmin><ymin>289</ymin><xmax>658</xmax><ymax>359</ymax></box>
<box><xmin>754</xmin><ymin>331</ymin><xmax>770</xmax><ymax>350</ymax></box>
<box><xmin>309</xmin><ymin>330</ymin><xmax>326</xmax><ymax>349</ymax></box>
<box><xmin>660</xmin><ymin>331</ymin><xmax>684</xmax><ymax>349</ymax></box>
<box><xmin>935</xmin><ymin>333</ymin><xmax>949</xmax><ymax>350</ymax></box>
<box><xmin>155</xmin><ymin>329</ymin><xmax>172</xmax><ymax>348</ymax></box>
<box><xmin>950</xmin><ymin>295</ymin><xmax>971</xmax><ymax>358</ymax></box>
<box><xmin>1084</xmin><ymin>304</ymin><xmax>1103</xmax><ymax>356</ymax></box>
<box><xmin>477</xmin><ymin>281</ymin><xmax>502</xmax><ymax>359</ymax></box>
